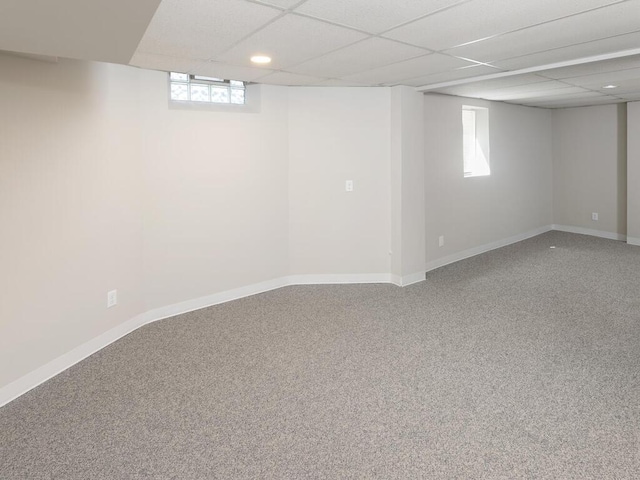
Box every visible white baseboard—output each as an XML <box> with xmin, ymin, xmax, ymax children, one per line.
<box><xmin>4</xmin><ymin>223</ymin><xmax>628</xmax><ymax>408</ymax></box>
<box><xmin>0</xmin><ymin>273</ymin><xmax>398</xmax><ymax>408</ymax></box>
<box><xmin>141</xmin><ymin>277</ymin><xmax>290</xmax><ymax>324</ymax></box>
<box><xmin>552</xmin><ymin>224</ymin><xmax>627</xmax><ymax>241</ymax></box>
<box><xmin>425</xmin><ymin>225</ymin><xmax>553</xmax><ymax>273</ymax></box>
<box><xmin>399</xmin><ymin>272</ymin><xmax>426</xmax><ymax>286</ymax></box>
<box><xmin>627</xmin><ymin>236</ymin><xmax>640</xmax><ymax>246</ymax></box>
<box><xmin>0</xmin><ymin>313</ymin><xmax>148</xmax><ymax>408</ymax></box>
<box><xmin>286</xmin><ymin>273</ymin><xmax>393</xmax><ymax>286</ymax></box>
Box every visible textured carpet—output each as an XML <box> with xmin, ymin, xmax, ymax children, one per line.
<box><xmin>1</xmin><ymin>231</ymin><xmax>639</xmax><ymax>479</ymax></box>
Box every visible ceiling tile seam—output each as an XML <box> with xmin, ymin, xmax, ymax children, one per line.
<box><xmin>375</xmin><ymin>0</ymin><xmax>474</xmax><ymax>36</ymax></box>
<box><xmin>478</xmin><ymin>28</ymin><xmax>640</xmax><ymax>68</ymax></box>
<box><xmin>445</xmin><ymin>55</ymin><xmax>504</xmax><ymax>69</ymax></box>
<box><xmin>284</xmin><ymin>10</ymin><xmax>439</xmax><ymax>54</ymax></box>
<box><xmin>416</xmin><ymin>47</ymin><xmax>640</xmax><ymax>91</ymax></box>
<box><xmin>259</xmin><ymin>37</ymin><xmax>431</xmax><ymax>78</ymax></box>
<box><xmin>535</xmin><ymin>61</ymin><xmax>640</xmax><ymax>82</ymax></box>
<box><xmin>251</xmin><ymin>68</ymin><xmax>330</xmax><ymax>83</ymax></box>
<box><xmin>560</xmin><ymin>79</ymin><xmax>631</xmax><ymax>98</ymax></box>
<box><xmin>244</xmin><ymin>0</ymin><xmax>309</xmax><ymax>13</ymax></box>
<box><xmin>294</xmin><ymin>0</ymin><xmax>474</xmax><ymax>37</ymax></box>
<box><xmin>302</xmin><ymin>52</ymin><xmax>439</xmax><ymax>83</ymax></box>
<box><xmin>537</xmin><ymin>77</ymin><xmax>595</xmax><ymax>94</ymax></box>
<box><xmin>389</xmin><ymin>64</ymin><xmax>505</xmax><ymax>88</ymax></box>
<box><xmin>528</xmin><ymin>96</ymin><xmax>623</xmax><ymax>107</ymax></box>
<box><xmin>438</xmin><ymin>0</ymin><xmax>631</xmax><ymax>53</ymax></box>
<box><xmin>199</xmin><ymin>9</ymin><xmax>434</xmax><ymax>76</ymax></box>
<box><xmin>523</xmin><ymin>92</ymin><xmax>620</xmax><ymax>103</ymax></box>
<box><xmin>205</xmin><ymin>10</ymin><xmax>291</xmax><ymax>63</ymax></box>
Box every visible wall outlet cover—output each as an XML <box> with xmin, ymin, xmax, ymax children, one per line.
<box><xmin>107</xmin><ymin>290</ymin><xmax>117</xmax><ymax>308</ymax></box>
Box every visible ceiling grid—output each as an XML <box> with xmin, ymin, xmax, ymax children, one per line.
<box><xmin>2</xmin><ymin>0</ymin><xmax>640</xmax><ymax>107</ymax></box>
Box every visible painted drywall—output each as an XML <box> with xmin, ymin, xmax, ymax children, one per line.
<box><xmin>0</xmin><ymin>0</ymin><xmax>161</xmax><ymax>64</ymax></box>
<box><xmin>552</xmin><ymin>104</ymin><xmax>627</xmax><ymax>236</ymax></box>
<box><xmin>3</xmin><ymin>57</ymin><xmax>586</xmax><ymax>400</ymax></box>
<box><xmin>390</xmin><ymin>86</ymin><xmax>425</xmax><ymax>282</ymax></box>
<box><xmin>138</xmin><ymin>72</ymin><xmax>290</xmax><ymax>310</ymax></box>
<box><xmin>288</xmin><ymin>87</ymin><xmax>392</xmax><ymax>276</ymax></box>
<box><xmin>0</xmin><ymin>60</ymin><xmax>400</xmax><ymax>395</ymax></box>
<box><xmin>628</xmin><ymin>102</ymin><xmax>640</xmax><ymax>245</ymax></box>
<box><xmin>423</xmin><ymin>94</ymin><xmax>553</xmax><ymax>267</ymax></box>
<box><xmin>0</xmin><ymin>54</ymin><xmax>144</xmax><ymax>388</ymax></box>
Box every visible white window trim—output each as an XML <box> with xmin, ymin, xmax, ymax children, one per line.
<box><xmin>462</xmin><ymin>105</ymin><xmax>490</xmax><ymax>178</ymax></box>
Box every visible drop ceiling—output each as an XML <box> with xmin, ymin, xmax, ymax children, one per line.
<box><xmin>2</xmin><ymin>0</ymin><xmax>640</xmax><ymax>108</ymax></box>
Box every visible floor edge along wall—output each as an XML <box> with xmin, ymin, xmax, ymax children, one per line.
<box><xmin>3</xmin><ymin>223</ymin><xmax>635</xmax><ymax>408</ymax></box>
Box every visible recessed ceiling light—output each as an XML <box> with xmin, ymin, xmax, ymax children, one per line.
<box><xmin>602</xmin><ymin>84</ymin><xmax>618</xmax><ymax>89</ymax></box>
<box><xmin>250</xmin><ymin>55</ymin><xmax>271</xmax><ymax>65</ymax></box>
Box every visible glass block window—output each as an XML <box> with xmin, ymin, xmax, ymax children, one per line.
<box><xmin>169</xmin><ymin>73</ymin><xmax>246</xmax><ymax>105</ymax></box>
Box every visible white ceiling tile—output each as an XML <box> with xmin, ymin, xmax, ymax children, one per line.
<box><xmin>515</xmin><ymin>91</ymin><xmax>605</xmax><ymax>103</ymax></box>
<box><xmin>383</xmin><ymin>0</ymin><xmax>620</xmax><ymax>51</ymax></box>
<box><xmin>250</xmin><ymin>0</ymin><xmax>303</xmax><ymax>9</ymax></box>
<box><xmin>191</xmin><ymin>61</ymin><xmax>275</xmax><ymax>82</ymax></box>
<box><xmin>493</xmin><ymin>31</ymin><xmax>640</xmax><ymax>70</ymax></box>
<box><xmin>136</xmin><ymin>0</ymin><xmax>282</xmax><ymax>60</ymax></box>
<box><xmin>294</xmin><ymin>0</ymin><xmax>465</xmax><ymax>34</ymax></box>
<box><xmin>215</xmin><ymin>14</ymin><xmax>366</xmax><ymax>70</ymax></box>
<box><xmin>341</xmin><ymin>53</ymin><xmax>474</xmax><ymax>86</ymax></box>
<box><xmin>558</xmin><ymin>67</ymin><xmax>640</xmax><ymax>87</ymax></box>
<box><xmin>537</xmin><ymin>54</ymin><xmax>640</xmax><ymax>79</ymax></box>
<box><xmin>288</xmin><ymin>37</ymin><xmax>427</xmax><ymax>78</ymax></box>
<box><xmin>448</xmin><ymin>2</ymin><xmax>640</xmax><ymax>63</ymax></box>
<box><xmin>574</xmin><ymin>77</ymin><xmax>640</xmax><ymax>94</ymax></box>
<box><xmin>402</xmin><ymin>64</ymin><xmax>503</xmax><ymax>87</ymax></box>
<box><xmin>433</xmin><ymin>74</ymin><xmax>551</xmax><ymax>96</ymax></box>
<box><xmin>523</xmin><ymin>95</ymin><xmax>623</xmax><ymax>108</ymax></box>
<box><xmin>488</xmin><ymin>85</ymin><xmax>591</xmax><ymax>101</ymax></box>
<box><xmin>129</xmin><ymin>52</ymin><xmax>205</xmax><ymax>73</ymax></box>
<box><xmin>254</xmin><ymin>71</ymin><xmax>328</xmax><ymax>85</ymax></box>
<box><xmin>316</xmin><ymin>78</ymin><xmax>371</xmax><ymax>86</ymax></box>
<box><xmin>617</xmin><ymin>92</ymin><xmax>640</xmax><ymax>101</ymax></box>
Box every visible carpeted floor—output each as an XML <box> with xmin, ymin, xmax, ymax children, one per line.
<box><xmin>1</xmin><ymin>231</ymin><xmax>639</xmax><ymax>479</ymax></box>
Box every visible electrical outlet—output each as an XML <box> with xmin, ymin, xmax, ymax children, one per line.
<box><xmin>592</xmin><ymin>212</ymin><xmax>598</xmax><ymax>221</ymax></box>
<box><xmin>345</xmin><ymin>180</ymin><xmax>354</xmax><ymax>192</ymax></box>
<box><xmin>107</xmin><ymin>290</ymin><xmax>117</xmax><ymax>308</ymax></box>
<box><xmin>438</xmin><ymin>235</ymin><xmax>445</xmax><ymax>247</ymax></box>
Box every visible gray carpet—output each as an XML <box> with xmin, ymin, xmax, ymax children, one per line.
<box><xmin>1</xmin><ymin>231</ymin><xmax>639</xmax><ymax>479</ymax></box>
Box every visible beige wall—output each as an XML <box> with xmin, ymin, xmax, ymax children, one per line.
<box><xmin>8</xmin><ymin>55</ymin><xmax>625</xmax><ymax>397</ymax></box>
<box><xmin>423</xmin><ymin>94</ymin><xmax>553</xmax><ymax>266</ymax></box>
<box><xmin>138</xmin><ymin>72</ymin><xmax>290</xmax><ymax>310</ymax></box>
<box><xmin>552</xmin><ymin>104</ymin><xmax>627</xmax><ymax>236</ymax></box>
<box><xmin>0</xmin><ymin>54</ymin><xmax>144</xmax><ymax>387</ymax></box>
<box><xmin>390</xmin><ymin>86</ymin><xmax>425</xmax><ymax>282</ymax></box>
<box><xmin>0</xmin><ymin>58</ymin><xmax>398</xmax><ymax>393</ymax></box>
<box><xmin>288</xmin><ymin>87</ymin><xmax>392</xmax><ymax>276</ymax></box>
<box><xmin>627</xmin><ymin>102</ymin><xmax>640</xmax><ymax>245</ymax></box>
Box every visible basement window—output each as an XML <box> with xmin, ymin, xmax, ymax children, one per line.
<box><xmin>169</xmin><ymin>72</ymin><xmax>245</xmax><ymax>105</ymax></box>
<box><xmin>462</xmin><ymin>105</ymin><xmax>490</xmax><ymax>177</ymax></box>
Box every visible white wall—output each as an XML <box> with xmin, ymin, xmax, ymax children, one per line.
<box><xmin>390</xmin><ymin>86</ymin><xmax>425</xmax><ymax>283</ymax></box>
<box><xmin>0</xmin><ymin>55</ymin><xmax>144</xmax><ymax>388</ymax></box>
<box><xmin>138</xmin><ymin>72</ymin><xmax>290</xmax><ymax>310</ymax></box>
<box><xmin>288</xmin><ymin>87</ymin><xmax>391</xmax><ymax>277</ymax></box>
<box><xmin>0</xmin><ymin>58</ymin><xmax>398</xmax><ymax>397</ymax></box>
<box><xmin>626</xmin><ymin>102</ymin><xmax>640</xmax><ymax>245</ymax></box>
<box><xmin>6</xmin><ymin>57</ymin><xmax>601</xmax><ymax>400</ymax></box>
<box><xmin>423</xmin><ymin>94</ymin><xmax>553</xmax><ymax>268</ymax></box>
<box><xmin>552</xmin><ymin>104</ymin><xmax>627</xmax><ymax>237</ymax></box>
